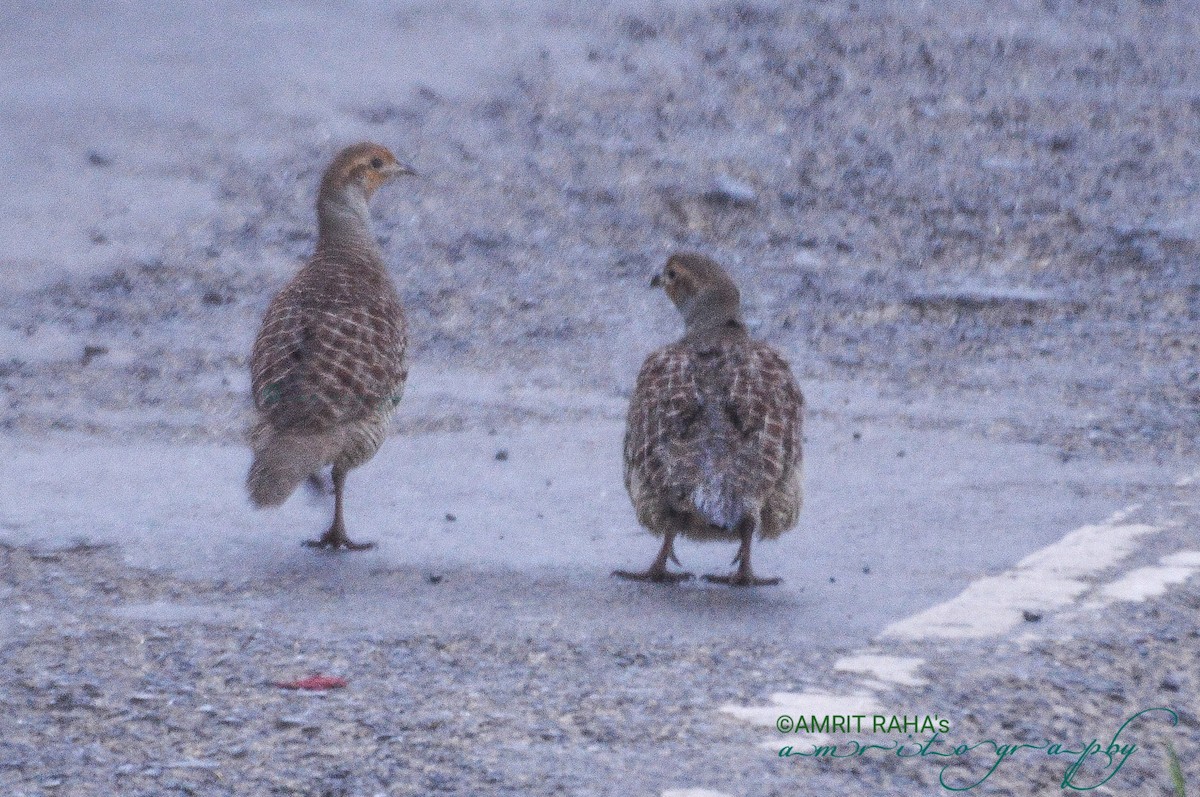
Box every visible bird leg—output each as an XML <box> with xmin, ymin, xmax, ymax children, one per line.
<box><xmin>703</xmin><ymin>517</ymin><xmax>780</xmax><ymax>586</ymax></box>
<box><xmin>613</xmin><ymin>531</ymin><xmax>693</xmax><ymax>583</ymax></box>
<box><xmin>305</xmin><ymin>471</ymin><xmax>332</xmax><ymax>497</ymax></box>
<box><xmin>304</xmin><ymin>465</ymin><xmax>375</xmax><ymax>551</ymax></box>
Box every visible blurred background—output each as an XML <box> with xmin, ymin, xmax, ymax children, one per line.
<box><xmin>1</xmin><ymin>0</ymin><xmax>1196</xmax><ymax>459</ymax></box>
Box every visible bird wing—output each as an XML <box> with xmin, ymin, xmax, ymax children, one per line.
<box><xmin>623</xmin><ymin>344</ymin><xmax>702</xmax><ymax>509</ymax></box>
<box><xmin>250</xmin><ymin>255</ymin><xmax>407</xmax><ymax>433</ymax></box>
<box><xmin>724</xmin><ymin>341</ymin><xmax>804</xmax><ymax>498</ymax></box>
<box><xmin>624</xmin><ymin>341</ymin><xmax>803</xmax><ymax>530</ymax></box>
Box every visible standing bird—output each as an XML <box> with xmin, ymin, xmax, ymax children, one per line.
<box><xmin>617</xmin><ymin>252</ymin><xmax>804</xmax><ymax>586</ymax></box>
<box><xmin>247</xmin><ymin>142</ymin><xmax>415</xmax><ymax>550</ymax></box>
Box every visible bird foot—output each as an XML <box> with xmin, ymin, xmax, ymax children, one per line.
<box><xmin>612</xmin><ymin>568</ymin><xmax>694</xmax><ymax>584</ymax></box>
<box><xmin>702</xmin><ymin>572</ymin><xmax>782</xmax><ymax>587</ymax></box>
<box><xmin>304</xmin><ymin>528</ymin><xmax>376</xmax><ymax>551</ymax></box>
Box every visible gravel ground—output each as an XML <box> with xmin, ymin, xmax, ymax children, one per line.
<box><xmin>3</xmin><ymin>0</ymin><xmax>1200</xmax><ymax>794</ymax></box>
<box><xmin>3</xmin><ymin>0</ymin><xmax>1198</xmax><ymax>459</ymax></box>
<box><xmin>2</xmin><ymin>493</ymin><xmax>1198</xmax><ymax>795</ymax></box>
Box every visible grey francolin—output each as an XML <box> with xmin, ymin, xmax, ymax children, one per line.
<box><xmin>617</xmin><ymin>252</ymin><xmax>804</xmax><ymax>586</ymax></box>
<box><xmin>247</xmin><ymin>142</ymin><xmax>415</xmax><ymax>550</ymax></box>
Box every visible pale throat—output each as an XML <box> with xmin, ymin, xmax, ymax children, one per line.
<box><xmin>317</xmin><ymin>185</ymin><xmax>375</xmax><ymax>245</ymax></box>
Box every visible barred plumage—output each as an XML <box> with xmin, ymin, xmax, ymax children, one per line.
<box><xmin>246</xmin><ymin>142</ymin><xmax>415</xmax><ymax>550</ymax></box>
<box><xmin>250</xmin><ymin>250</ymin><xmax>407</xmax><ymax>437</ymax></box>
<box><xmin>617</xmin><ymin>252</ymin><xmax>804</xmax><ymax>586</ymax></box>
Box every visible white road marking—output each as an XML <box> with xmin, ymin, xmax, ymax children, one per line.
<box><xmin>1095</xmin><ymin>550</ymin><xmax>1200</xmax><ymax>602</ymax></box>
<box><xmin>882</xmin><ymin>516</ymin><xmax>1159</xmax><ymax>640</ymax></box>
<box><xmin>724</xmin><ymin>489</ymin><xmax>1197</xmax><ymax>750</ymax></box>
<box><xmin>721</xmin><ymin>690</ymin><xmax>884</xmax><ymax>746</ymax></box>
<box><xmin>833</xmin><ymin>654</ymin><xmax>927</xmax><ymax>686</ymax></box>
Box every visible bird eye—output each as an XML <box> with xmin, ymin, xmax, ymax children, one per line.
<box><xmin>666</xmin><ymin>268</ymin><xmax>677</xmax><ymax>280</ymax></box>
<box><xmin>370</xmin><ymin>157</ymin><xmax>384</xmax><ymax>169</ymax></box>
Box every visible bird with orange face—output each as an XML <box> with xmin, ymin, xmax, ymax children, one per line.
<box><xmin>617</xmin><ymin>252</ymin><xmax>804</xmax><ymax>586</ymax></box>
<box><xmin>247</xmin><ymin>142</ymin><xmax>416</xmax><ymax>550</ymax></box>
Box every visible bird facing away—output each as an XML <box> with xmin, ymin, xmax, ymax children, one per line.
<box><xmin>617</xmin><ymin>252</ymin><xmax>804</xmax><ymax>586</ymax></box>
<box><xmin>246</xmin><ymin>142</ymin><xmax>415</xmax><ymax>550</ymax></box>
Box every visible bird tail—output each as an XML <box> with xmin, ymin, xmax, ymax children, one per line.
<box><xmin>246</xmin><ymin>424</ymin><xmax>337</xmax><ymax>508</ymax></box>
<box><xmin>679</xmin><ymin>436</ymin><xmax>756</xmax><ymax>531</ymax></box>
<box><xmin>690</xmin><ymin>474</ymin><xmax>744</xmax><ymax>531</ymax></box>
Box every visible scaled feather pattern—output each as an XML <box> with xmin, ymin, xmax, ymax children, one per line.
<box><xmin>245</xmin><ymin>142</ymin><xmax>414</xmax><ymax>550</ymax></box>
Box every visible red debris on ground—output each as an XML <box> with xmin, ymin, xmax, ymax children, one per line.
<box><xmin>273</xmin><ymin>675</ymin><xmax>348</xmax><ymax>691</ymax></box>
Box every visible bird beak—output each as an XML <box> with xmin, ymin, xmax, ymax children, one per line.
<box><xmin>650</xmin><ymin>273</ymin><xmax>662</xmax><ymax>288</ymax></box>
<box><xmin>382</xmin><ymin>162</ymin><xmax>418</xmax><ymax>179</ymax></box>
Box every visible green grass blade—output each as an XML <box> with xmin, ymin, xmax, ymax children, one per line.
<box><xmin>1169</xmin><ymin>742</ymin><xmax>1186</xmax><ymax>797</ymax></box>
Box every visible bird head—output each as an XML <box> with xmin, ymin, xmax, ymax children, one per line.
<box><xmin>652</xmin><ymin>251</ymin><xmax>743</xmax><ymax>332</ymax></box>
<box><xmin>320</xmin><ymin>142</ymin><xmax>416</xmax><ymax>203</ymax></box>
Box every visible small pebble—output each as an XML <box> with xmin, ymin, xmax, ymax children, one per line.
<box><xmin>81</xmin><ymin>345</ymin><xmax>108</xmax><ymax>366</ymax></box>
<box><xmin>129</xmin><ymin>692</ymin><xmax>163</xmax><ymax>704</ymax></box>
<box><xmin>706</xmin><ymin>174</ymin><xmax>758</xmax><ymax>206</ymax></box>
<box><xmin>163</xmin><ymin>759</ymin><xmax>219</xmax><ymax>771</ymax></box>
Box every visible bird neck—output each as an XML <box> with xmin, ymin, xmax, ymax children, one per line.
<box><xmin>316</xmin><ymin>186</ymin><xmax>375</xmax><ymax>250</ymax></box>
<box><xmin>683</xmin><ymin>293</ymin><xmax>747</xmax><ymax>343</ymax></box>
